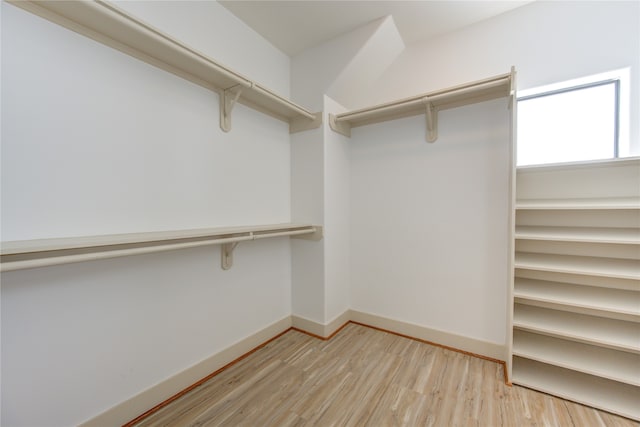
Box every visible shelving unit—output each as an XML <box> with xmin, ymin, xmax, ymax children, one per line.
<box><xmin>513</xmin><ymin>330</ymin><xmax>640</xmax><ymax>386</ymax></box>
<box><xmin>515</xmin><ymin>278</ymin><xmax>640</xmax><ymax>321</ymax></box>
<box><xmin>510</xmin><ymin>157</ymin><xmax>640</xmax><ymax>420</ymax></box>
<box><xmin>515</xmin><ymin>197</ymin><xmax>640</xmax><ymax>210</ymax></box>
<box><xmin>7</xmin><ymin>0</ymin><xmax>321</xmax><ymax>134</ymax></box>
<box><xmin>513</xmin><ymin>304</ymin><xmax>639</xmax><ymax>353</ymax></box>
<box><xmin>515</xmin><ymin>253</ymin><xmax>639</xmax><ymax>280</ymax></box>
<box><xmin>0</xmin><ymin>223</ymin><xmax>322</xmax><ymax>272</ymax></box>
<box><xmin>329</xmin><ymin>69</ymin><xmax>515</xmax><ymax>142</ymax></box>
<box><xmin>515</xmin><ymin>226</ymin><xmax>640</xmax><ymax>244</ymax></box>
<box><xmin>513</xmin><ymin>358</ymin><xmax>640</xmax><ymax>421</ymax></box>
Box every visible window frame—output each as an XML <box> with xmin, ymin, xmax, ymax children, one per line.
<box><xmin>516</xmin><ymin>75</ymin><xmax>624</xmax><ymax>166</ymax></box>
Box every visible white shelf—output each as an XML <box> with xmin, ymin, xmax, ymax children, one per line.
<box><xmin>513</xmin><ymin>304</ymin><xmax>640</xmax><ymax>354</ymax></box>
<box><xmin>512</xmin><ymin>357</ymin><xmax>640</xmax><ymax>421</ymax></box>
<box><xmin>514</xmin><ymin>252</ymin><xmax>640</xmax><ymax>280</ymax></box>
<box><xmin>1</xmin><ymin>223</ymin><xmax>322</xmax><ymax>272</ymax></box>
<box><xmin>510</xmin><ymin>161</ymin><xmax>640</xmax><ymax>419</ymax></box>
<box><xmin>513</xmin><ymin>330</ymin><xmax>640</xmax><ymax>386</ymax></box>
<box><xmin>7</xmin><ymin>0</ymin><xmax>320</xmax><ymax>133</ymax></box>
<box><xmin>515</xmin><ymin>226</ymin><xmax>640</xmax><ymax>244</ymax></box>
<box><xmin>329</xmin><ymin>70</ymin><xmax>514</xmax><ymax>142</ymax></box>
<box><xmin>515</xmin><ymin>197</ymin><xmax>640</xmax><ymax>210</ymax></box>
<box><xmin>514</xmin><ymin>278</ymin><xmax>640</xmax><ymax>319</ymax></box>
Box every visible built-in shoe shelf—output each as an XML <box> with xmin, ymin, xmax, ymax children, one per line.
<box><xmin>510</xmin><ymin>157</ymin><xmax>640</xmax><ymax>421</ymax></box>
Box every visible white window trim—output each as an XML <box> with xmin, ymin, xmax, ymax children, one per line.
<box><xmin>518</xmin><ymin>68</ymin><xmax>631</xmax><ymax>158</ymax></box>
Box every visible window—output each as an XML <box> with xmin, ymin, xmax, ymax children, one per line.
<box><xmin>517</xmin><ymin>69</ymin><xmax>630</xmax><ymax>166</ymax></box>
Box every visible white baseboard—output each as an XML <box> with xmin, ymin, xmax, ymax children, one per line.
<box><xmin>291</xmin><ymin>314</ymin><xmax>326</xmax><ymax>337</ymax></box>
<box><xmin>291</xmin><ymin>309</ymin><xmax>351</xmax><ymax>338</ymax></box>
<box><xmin>325</xmin><ymin>310</ymin><xmax>352</xmax><ymax>337</ymax></box>
<box><xmin>350</xmin><ymin>310</ymin><xmax>505</xmax><ymax>361</ymax></box>
<box><xmin>82</xmin><ymin>310</ymin><xmax>504</xmax><ymax>425</ymax></box>
<box><xmin>80</xmin><ymin>316</ymin><xmax>293</xmax><ymax>427</ymax></box>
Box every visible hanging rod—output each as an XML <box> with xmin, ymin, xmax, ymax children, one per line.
<box><xmin>7</xmin><ymin>0</ymin><xmax>322</xmax><ymax>134</ymax></box>
<box><xmin>0</xmin><ymin>223</ymin><xmax>322</xmax><ymax>272</ymax></box>
<box><xmin>329</xmin><ymin>68</ymin><xmax>515</xmax><ymax>142</ymax></box>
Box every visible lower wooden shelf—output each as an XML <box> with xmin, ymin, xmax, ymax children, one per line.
<box><xmin>513</xmin><ymin>330</ymin><xmax>640</xmax><ymax>386</ymax></box>
<box><xmin>512</xmin><ymin>357</ymin><xmax>640</xmax><ymax>421</ymax></box>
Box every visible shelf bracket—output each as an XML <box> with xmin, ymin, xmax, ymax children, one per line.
<box><xmin>508</xmin><ymin>65</ymin><xmax>517</xmax><ymax>110</ymax></box>
<box><xmin>329</xmin><ymin>114</ymin><xmax>351</xmax><ymax>137</ymax></box>
<box><xmin>221</xmin><ymin>241</ymin><xmax>239</xmax><ymax>270</ymax></box>
<box><xmin>220</xmin><ymin>85</ymin><xmax>243</xmax><ymax>133</ymax></box>
<box><xmin>290</xmin><ymin>112</ymin><xmax>323</xmax><ymax>134</ymax></box>
<box><xmin>422</xmin><ymin>97</ymin><xmax>438</xmax><ymax>143</ymax></box>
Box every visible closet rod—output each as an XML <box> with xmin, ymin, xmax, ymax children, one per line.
<box><xmin>334</xmin><ymin>76</ymin><xmax>510</xmax><ymax>124</ymax></box>
<box><xmin>253</xmin><ymin>84</ymin><xmax>317</xmax><ymax>120</ymax></box>
<box><xmin>0</xmin><ymin>235</ymin><xmax>253</xmax><ymax>272</ymax></box>
<box><xmin>7</xmin><ymin>0</ymin><xmax>321</xmax><ymax>133</ymax></box>
<box><xmin>1</xmin><ymin>226</ymin><xmax>318</xmax><ymax>272</ymax></box>
<box><xmin>328</xmin><ymin>69</ymin><xmax>514</xmax><ymax>141</ymax></box>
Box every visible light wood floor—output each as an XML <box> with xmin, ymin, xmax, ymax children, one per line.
<box><xmin>133</xmin><ymin>323</ymin><xmax>639</xmax><ymax>426</ymax></box>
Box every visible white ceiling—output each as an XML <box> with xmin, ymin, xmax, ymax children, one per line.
<box><xmin>218</xmin><ymin>1</ymin><xmax>533</xmax><ymax>56</ymax></box>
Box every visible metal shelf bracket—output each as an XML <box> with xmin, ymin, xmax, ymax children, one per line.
<box><xmin>221</xmin><ymin>241</ymin><xmax>240</xmax><ymax>270</ymax></box>
<box><xmin>422</xmin><ymin>97</ymin><xmax>438</xmax><ymax>143</ymax></box>
<box><xmin>220</xmin><ymin>85</ymin><xmax>244</xmax><ymax>132</ymax></box>
<box><xmin>328</xmin><ymin>113</ymin><xmax>351</xmax><ymax>137</ymax></box>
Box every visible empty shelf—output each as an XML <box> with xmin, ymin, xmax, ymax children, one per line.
<box><xmin>512</xmin><ymin>357</ymin><xmax>640</xmax><ymax>421</ymax></box>
<box><xmin>514</xmin><ymin>252</ymin><xmax>640</xmax><ymax>280</ymax></box>
<box><xmin>329</xmin><ymin>70</ymin><xmax>514</xmax><ymax>142</ymax></box>
<box><xmin>514</xmin><ymin>278</ymin><xmax>640</xmax><ymax>318</ymax></box>
<box><xmin>515</xmin><ymin>226</ymin><xmax>640</xmax><ymax>244</ymax></box>
<box><xmin>513</xmin><ymin>304</ymin><xmax>640</xmax><ymax>354</ymax></box>
<box><xmin>515</xmin><ymin>197</ymin><xmax>640</xmax><ymax>210</ymax></box>
<box><xmin>513</xmin><ymin>330</ymin><xmax>640</xmax><ymax>386</ymax></box>
<box><xmin>7</xmin><ymin>0</ymin><xmax>320</xmax><ymax>132</ymax></box>
<box><xmin>1</xmin><ymin>223</ymin><xmax>322</xmax><ymax>272</ymax></box>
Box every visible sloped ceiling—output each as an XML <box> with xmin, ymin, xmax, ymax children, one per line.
<box><xmin>218</xmin><ymin>1</ymin><xmax>533</xmax><ymax>56</ymax></box>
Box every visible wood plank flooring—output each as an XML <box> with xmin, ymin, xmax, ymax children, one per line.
<box><xmin>133</xmin><ymin>323</ymin><xmax>639</xmax><ymax>426</ymax></box>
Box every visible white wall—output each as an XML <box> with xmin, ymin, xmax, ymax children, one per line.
<box><xmin>114</xmin><ymin>0</ymin><xmax>290</xmax><ymax>97</ymax></box>
<box><xmin>349</xmin><ymin>100</ymin><xmax>511</xmax><ymax>346</ymax></box>
<box><xmin>322</xmin><ymin>96</ymin><xmax>351</xmax><ymax>322</ymax></box>
<box><xmin>291</xmin><ymin>16</ymin><xmax>403</xmax><ymax>112</ymax></box>
<box><xmin>372</xmin><ymin>0</ymin><xmax>640</xmax><ymax>154</ymax></box>
<box><xmin>290</xmin><ymin>125</ymin><xmax>325</xmax><ymax>323</ymax></box>
<box><xmin>1</xmin><ymin>2</ymin><xmax>293</xmax><ymax>425</ymax></box>
<box><xmin>293</xmin><ymin>0</ymin><xmax>638</xmax><ymax>351</ymax></box>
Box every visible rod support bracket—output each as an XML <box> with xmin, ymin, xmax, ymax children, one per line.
<box><xmin>329</xmin><ymin>114</ymin><xmax>351</xmax><ymax>137</ymax></box>
<box><xmin>221</xmin><ymin>241</ymin><xmax>240</xmax><ymax>270</ymax></box>
<box><xmin>220</xmin><ymin>85</ymin><xmax>243</xmax><ymax>132</ymax></box>
<box><xmin>422</xmin><ymin>97</ymin><xmax>438</xmax><ymax>143</ymax></box>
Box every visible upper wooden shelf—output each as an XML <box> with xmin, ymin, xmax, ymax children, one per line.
<box><xmin>329</xmin><ymin>69</ymin><xmax>514</xmax><ymax>142</ymax></box>
<box><xmin>8</xmin><ymin>0</ymin><xmax>321</xmax><ymax>134</ymax></box>
<box><xmin>515</xmin><ymin>197</ymin><xmax>640</xmax><ymax>210</ymax></box>
<box><xmin>1</xmin><ymin>223</ymin><xmax>322</xmax><ymax>272</ymax></box>
<box><xmin>515</xmin><ymin>226</ymin><xmax>640</xmax><ymax>244</ymax></box>
<box><xmin>514</xmin><ymin>252</ymin><xmax>640</xmax><ymax>280</ymax></box>
<box><xmin>514</xmin><ymin>278</ymin><xmax>640</xmax><ymax>321</ymax></box>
